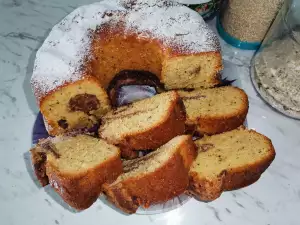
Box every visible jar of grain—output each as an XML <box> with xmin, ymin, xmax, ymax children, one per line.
<box><xmin>217</xmin><ymin>0</ymin><xmax>284</xmax><ymax>49</ymax></box>
<box><xmin>251</xmin><ymin>0</ymin><xmax>300</xmax><ymax>119</ymax></box>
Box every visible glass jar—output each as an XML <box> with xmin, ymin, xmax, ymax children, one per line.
<box><xmin>217</xmin><ymin>0</ymin><xmax>284</xmax><ymax>50</ymax></box>
<box><xmin>251</xmin><ymin>0</ymin><xmax>300</xmax><ymax>119</ymax></box>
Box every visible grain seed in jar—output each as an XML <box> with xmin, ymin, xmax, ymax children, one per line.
<box><xmin>221</xmin><ymin>0</ymin><xmax>284</xmax><ymax>42</ymax></box>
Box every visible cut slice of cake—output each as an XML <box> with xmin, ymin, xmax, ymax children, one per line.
<box><xmin>30</xmin><ymin>134</ymin><xmax>123</xmax><ymax>210</ymax></box>
<box><xmin>178</xmin><ymin>86</ymin><xmax>248</xmax><ymax>135</ymax></box>
<box><xmin>98</xmin><ymin>91</ymin><xmax>186</xmax><ymax>157</ymax></box>
<box><xmin>102</xmin><ymin>135</ymin><xmax>197</xmax><ymax>214</ymax></box>
<box><xmin>187</xmin><ymin>127</ymin><xmax>275</xmax><ymax>201</ymax></box>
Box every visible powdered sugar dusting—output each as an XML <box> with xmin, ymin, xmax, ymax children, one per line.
<box><xmin>123</xmin><ymin>0</ymin><xmax>220</xmax><ymax>53</ymax></box>
<box><xmin>31</xmin><ymin>0</ymin><xmax>220</xmax><ymax>101</ymax></box>
<box><xmin>31</xmin><ymin>0</ymin><xmax>123</xmax><ymax>101</ymax></box>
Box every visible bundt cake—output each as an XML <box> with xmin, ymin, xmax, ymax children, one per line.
<box><xmin>103</xmin><ymin>135</ymin><xmax>197</xmax><ymax>214</ymax></box>
<box><xmin>178</xmin><ymin>86</ymin><xmax>248</xmax><ymax>135</ymax></box>
<box><xmin>187</xmin><ymin>127</ymin><xmax>275</xmax><ymax>201</ymax></box>
<box><xmin>31</xmin><ymin>0</ymin><xmax>222</xmax><ymax>135</ymax></box>
<box><xmin>98</xmin><ymin>91</ymin><xmax>186</xmax><ymax>157</ymax></box>
<box><xmin>30</xmin><ymin>134</ymin><xmax>123</xmax><ymax>210</ymax></box>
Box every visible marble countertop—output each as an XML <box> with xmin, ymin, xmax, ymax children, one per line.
<box><xmin>1</xmin><ymin>0</ymin><xmax>300</xmax><ymax>224</ymax></box>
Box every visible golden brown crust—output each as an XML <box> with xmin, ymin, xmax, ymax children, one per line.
<box><xmin>185</xmin><ymin>87</ymin><xmax>248</xmax><ymax>135</ymax></box>
<box><xmin>100</xmin><ymin>92</ymin><xmax>186</xmax><ymax>151</ymax></box>
<box><xmin>103</xmin><ymin>153</ymin><xmax>188</xmax><ymax>214</ymax></box>
<box><xmin>103</xmin><ymin>137</ymin><xmax>197</xmax><ymax>214</ymax></box>
<box><xmin>191</xmin><ymin>112</ymin><xmax>248</xmax><ymax>136</ymax></box>
<box><xmin>178</xmin><ymin>136</ymin><xmax>198</xmax><ymax>169</ymax></box>
<box><xmin>46</xmin><ymin>154</ymin><xmax>123</xmax><ymax>210</ymax></box>
<box><xmin>187</xmin><ymin>135</ymin><xmax>276</xmax><ymax>201</ymax></box>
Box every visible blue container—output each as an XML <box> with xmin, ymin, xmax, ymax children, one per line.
<box><xmin>216</xmin><ymin>15</ymin><xmax>261</xmax><ymax>50</ymax></box>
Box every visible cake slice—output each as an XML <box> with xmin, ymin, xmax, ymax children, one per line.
<box><xmin>30</xmin><ymin>134</ymin><xmax>122</xmax><ymax>210</ymax></box>
<box><xmin>98</xmin><ymin>91</ymin><xmax>186</xmax><ymax>157</ymax></box>
<box><xmin>38</xmin><ymin>77</ymin><xmax>112</xmax><ymax>136</ymax></box>
<box><xmin>187</xmin><ymin>127</ymin><xmax>275</xmax><ymax>201</ymax></box>
<box><xmin>102</xmin><ymin>135</ymin><xmax>197</xmax><ymax>214</ymax></box>
<box><xmin>178</xmin><ymin>86</ymin><xmax>248</xmax><ymax>135</ymax></box>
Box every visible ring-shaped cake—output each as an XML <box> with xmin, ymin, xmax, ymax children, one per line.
<box><xmin>31</xmin><ymin>0</ymin><xmax>222</xmax><ymax>135</ymax></box>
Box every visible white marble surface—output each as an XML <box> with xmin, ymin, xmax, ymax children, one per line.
<box><xmin>0</xmin><ymin>0</ymin><xmax>300</xmax><ymax>224</ymax></box>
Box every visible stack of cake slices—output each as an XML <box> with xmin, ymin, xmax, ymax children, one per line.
<box><xmin>30</xmin><ymin>87</ymin><xmax>275</xmax><ymax>214</ymax></box>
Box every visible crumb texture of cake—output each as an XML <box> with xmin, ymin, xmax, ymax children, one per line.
<box><xmin>102</xmin><ymin>135</ymin><xmax>197</xmax><ymax>214</ymax></box>
<box><xmin>178</xmin><ymin>86</ymin><xmax>248</xmax><ymax>135</ymax></box>
<box><xmin>30</xmin><ymin>134</ymin><xmax>123</xmax><ymax>210</ymax></box>
<box><xmin>187</xmin><ymin>127</ymin><xmax>275</xmax><ymax>201</ymax></box>
<box><xmin>40</xmin><ymin>78</ymin><xmax>111</xmax><ymax>135</ymax></box>
<box><xmin>31</xmin><ymin>0</ymin><xmax>222</xmax><ymax>135</ymax></box>
<box><xmin>98</xmin><ymin>91</ymin><xmax>186</xmax><ymax>154</ymax></box>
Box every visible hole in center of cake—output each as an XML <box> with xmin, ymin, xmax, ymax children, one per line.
<box><xmin>107</xmin><ymin>70</ymin><xmax>165</xmax><ymax>107</ymax></box>
<box><xmin>116</xmin><ymin>85</ymin><xmax>157</xmax><ymax>107</ymax></box>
